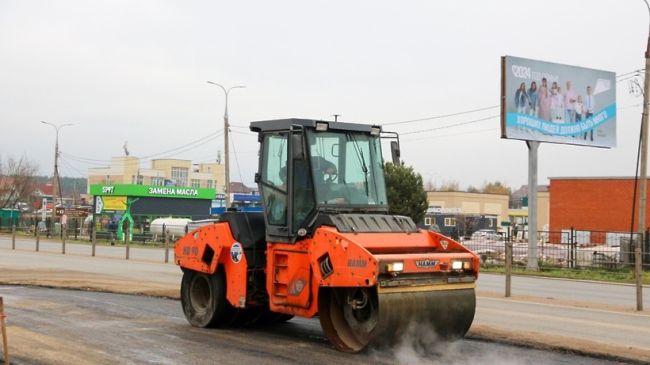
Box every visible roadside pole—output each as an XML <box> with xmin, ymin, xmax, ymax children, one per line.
<box><xmin>505</xmin><ymin>227</ymin><xmax>512</xmax><ymax>298</ymax></box>
<box><xmin>636</xmin><ymin>6</ymin><xmax>650</xmax><ymax>311</ymax></box>
<box><xmin>61</xmin><ymin>226</ymin><xmax>66</xmax><ymax>254</ymax></box>
<box><xmin>35</xmin><ymin>226</ymin><xmax>40</xmax><ymax>252</ymax></box>
<box><xmin>91</xmin><ymin>224</ymin><xmax>96</xmax><ymax>257</ymax></box>
<box><xmin>164</xmin><ymin>227</ymin><xmax>170</xmax><ymax>264</ymax></box>
<box><xmin>0</xmin><ymin>297</ymin><xmax>9</xmax><ymax>365</ymax></box>
<box><xmin>11</xmin><ymin>225</ymin><xmax>15</xmax><ymax>250</ymax></box>
<box><xmin>125</xmin><ymin>224</ymin><xmax>130</xmax><ymax>260</ymax></box>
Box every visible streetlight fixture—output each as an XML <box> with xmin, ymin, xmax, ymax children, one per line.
<box><xmin>207</xmin><ymin>81</ymin><xmax>245</xmax><ymax>209</ymax></box>
<box><xmin>41</xmin><ymin>121</ymin><xmax>73</xmax><ymax>208</ymax></box>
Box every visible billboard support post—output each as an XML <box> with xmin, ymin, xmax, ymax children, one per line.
<box><xmin>526</xmin><ymin>141</ymin><xmax>540</xmax><ymax>271</ymax></box>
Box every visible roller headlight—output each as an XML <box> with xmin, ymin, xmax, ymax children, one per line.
<box><xmin>386</xmin><ymin>262</ymin><xmax>404</xmax><ymax>272</ymax></box>
<box><xmin>451</xmin><ymin>260</ymin><xmax>463</xmax><ymax>270</ymax></box>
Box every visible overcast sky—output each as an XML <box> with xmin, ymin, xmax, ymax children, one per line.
<box><xmin>0</xmin><ymin>0</ymin><xmax>647</xmax><ymax>190</ymax></box>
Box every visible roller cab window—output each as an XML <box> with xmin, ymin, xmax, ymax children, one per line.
<box><xmin>306</xmin><ymin>130</ymin><xmax>387</xmax><ymax>207</ymax></box>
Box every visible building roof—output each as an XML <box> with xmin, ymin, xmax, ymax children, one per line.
<box><xmin>36</xmin><ymin>183</ymin><xmax>54</xmax><ymax>196</ymax></box>
<box><xmin>549</xmin><ymin>176</ymin><xmax>640</xmax><ymax>181</ymax></box>
<box><xmin>229</xmin><ymin>182</ymin><xmax>254</xmax><ymax>194</ymax></box>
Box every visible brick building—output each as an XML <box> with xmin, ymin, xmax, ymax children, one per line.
<box><xmin>549</xmin><ymin>177</ymin><xmax>644</xmax><ymax>232</ymax></box>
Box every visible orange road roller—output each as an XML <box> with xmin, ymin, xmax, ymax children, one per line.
<box><xmin>175</xmin><ymin>118</ymin><xmax>479</xmax><ymax>352</ymax></box>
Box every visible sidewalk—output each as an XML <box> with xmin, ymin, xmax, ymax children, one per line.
<box><xmin>0</xmin><ymin>237</ymin><xmax>649</xmax><ymax>363</ymax></box>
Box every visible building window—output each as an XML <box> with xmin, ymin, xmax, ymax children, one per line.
<box><xmin>444</xmin><ymin>217</ymin><xmax>456</xmax><ymax>227</ymax></box>
<box><xmin>151</xmin><ymin>177</ymin><xmax>164</xmax><ymax>186</ymax></box>
<box><xmin>424</xmin><ymin>217</ymin><xmax>432</xmax><ymax>225</ymax></box>
<box><xmin>206</xmin><ymin>180</ymin><xmax>214</xmax><ymax>189</ymax></box>
<box><xmin>191</xmin><ymin>179</ymin><xmax>200</xmax><ymax>188</ymax></box>
<box><xmin>171</xmin><ymin>167</ymin><xmax>188</xmax><ymax>187</ymax></box>
<box><xmin>131</xmin><ymin>175</ymin><xmax>143</xmax><ymax>185</ymax></box>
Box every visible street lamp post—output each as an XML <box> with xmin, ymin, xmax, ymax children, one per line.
<box><xmin>41</xmin><ymin>121</ymin><xmax>73</xmax><ymax>235</ymax></box>
<box><xmin>207</xmin><ymin>81</ymin><xmax>245</xmax><ymax>209</ymax></box>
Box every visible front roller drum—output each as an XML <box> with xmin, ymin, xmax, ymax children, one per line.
<box><xmin>373</xmin><ymin>287</ymin><xmax>476</xmax><ymax>347</ymax></box>
<box><xmin>319</xmin><ymin>286</ymin><xmax>476</xmax><ymax>352</ymax></box>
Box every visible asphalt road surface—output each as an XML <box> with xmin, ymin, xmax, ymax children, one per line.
<box><xmin>0</xmin><ymin>286</ymin><xmax>630</xmax><ymax>365</ymax></box>
<box><xmin>2</xmin><ymin>236</ymin><xmax>648</xmax><ymax>308</ymax></box>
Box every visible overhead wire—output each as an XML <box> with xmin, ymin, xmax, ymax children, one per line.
<box><xmin>228</xmin><ymin>128</ymin><xmax>246</xmax><ymax>187</ymax></box>
<box><xmin>383</xmin><ymin>105</ymin><xmax>499</xmax><ymax>126</ymax></box>
<box><xmin>402</xmin><ymin>127</ymin><xmax>500</xmax><ymax>142</ymax></box>
<box><xmin>400</xmin><ymin>114</ymin><xmax>500</xmax><ymax>135</ymax></box>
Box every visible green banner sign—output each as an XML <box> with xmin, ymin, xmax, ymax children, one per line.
<box><xmin>90</xmin><ymin>184</ymin><xmax>216</xmax><ymax>200</ymax></box>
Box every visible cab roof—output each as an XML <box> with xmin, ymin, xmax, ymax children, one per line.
<box><xmin>249</xmin><ymin>118</ymin><xmax>381</xmax><ymax>134</ymax></box>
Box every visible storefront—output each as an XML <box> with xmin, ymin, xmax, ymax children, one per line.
<box><xmin>90</xmin><ymin>184</ymin><xmax>215</xmax><ymax>240</ymax></box>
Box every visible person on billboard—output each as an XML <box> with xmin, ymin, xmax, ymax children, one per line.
<box><xmin>583</xmin><ymin>85</ymin><xmax>595</xmax><ymax>141</ymax></box>
<box><xmin>514</xmin><ymin>82</ymin><xmax>528</xmax><ymax>114</ymax></box>
<box><xmin>538</xmin><ymin>78</ymin><xmax>551</xmax><ymax>121</ymax></box>
<box><xmin>574</xmin><ymin>95</ymin><xmax>584</xmax><ymax>122</ymax></box>
<box><xmin>527</xmin><ymin>81</ymin><xmax>538</xmax><ymax>117</ymax></box>
<box><xmin>564</xmin><ymin>81</ymin><xmax>577</xmax><ymax>123</ymax></box>
<box><xmin>539</xmin><ymin>84</ymin><xmax>551</xmax><ymax>121</ymax></box>
<box><xmin>550</xmin><ymin>84</ymin><xmax>564</xmax><ymax>122</ymax></box>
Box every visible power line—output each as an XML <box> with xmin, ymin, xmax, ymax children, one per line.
<box><xmin>60</xmin><ymin>129</ymin><xmax>224</xmax><ymax>166</ymax></box>
<box><xmin>140</xmin><ymin>129</ymin><xmax>223</xmax><ymax>159</ymax></box>
<box><xmin>402</xmin><ymin>127</ymin><xmax>499</xmax><ymax>142</ymax></box>
<box><xmin>618</xmin><ymin>69</ymin><xmax>644</xmax><ymax>78</ymax></box>
<box><xmin>384</xmin><ymin>105</ymin><xmax>499</xmax><ymax>126</ymax></box>
<box><xmin>58</xmin><ymin>157</ymin><xmax>87</xmax><ymax>177</ymax></box>
<box><xmin>401</xmin><ymin>114</ymin><xmax>500</xmax><ymax>135</ymax></box>
<box><xmin>229</xmin><ymin>129</ymin><xmax>245</xmax><ymax>185</ymax></box>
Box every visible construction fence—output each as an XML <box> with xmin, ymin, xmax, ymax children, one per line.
<box><xmin>463</xmin><ymin>228</ymin><xmax>650</xmax><ymax>272</ymax></box>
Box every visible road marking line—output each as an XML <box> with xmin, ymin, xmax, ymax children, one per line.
<box><xmin>479</xmin><ymin>296</ymin><xmax>650</xmax><ymax>318</ymax></box>
<box><xmin>478</xmin><ymin>306</ymin><xmax>650</xmax><ymax>335</ymax></box>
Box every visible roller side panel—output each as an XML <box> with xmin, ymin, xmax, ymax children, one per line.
<box><xmin>175</xmin><ymin>223</ymin><xmax>249</xmax><ymax>309</ymax></box>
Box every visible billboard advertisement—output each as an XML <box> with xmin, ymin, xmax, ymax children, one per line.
<box><xmin>501</xmin><ymin>56</ymin><xmax>616</xmax><ymax>148</ymax></box>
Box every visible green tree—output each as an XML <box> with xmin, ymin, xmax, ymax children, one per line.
<box><xmin>384</xmin><ymin>163</ymin><xmax>428</xmax><ymax>223</ymax></box>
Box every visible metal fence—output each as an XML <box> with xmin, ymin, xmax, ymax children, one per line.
<box><xmin>0</xmin><ymin>216</ymin><xmax>191</xmax><ymax>245</ymax></box>
<box><xmin>462</xmin><ymin>228</ymin><xmax>650</xmax><ymax>271</ymax></box>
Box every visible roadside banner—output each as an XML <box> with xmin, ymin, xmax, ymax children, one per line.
<box><xmin>101</xmin><ymin>196</ymin><xmax>127</xmax><ymax>211</ymax></box>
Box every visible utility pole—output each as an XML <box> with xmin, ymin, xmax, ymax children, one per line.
<box><xmin>636</xmin><ymin>0</ymin><xmax>650</xmax><ymax>312</ymax></box>
<box><xmin>207</xmin><ymin>81</ymin><xmax>245</xmax><ymax>209</ymax></box>
<box><xmin>41</xmin><ymin>121</ymin><xmax>73</xmax><ymax>234</ymax></box>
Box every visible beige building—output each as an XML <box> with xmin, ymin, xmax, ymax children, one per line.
<box><xmin>508</xmin><ymin>190</ymin><xmax>550</xmax><ymax>230</ymax></box>
<box><xmin>426</xmin><ymin>191</ymin><xmax>510</xmax><ymax>225</ymax></box>
<box><xmin>88</xmin><ymin>157</ymin><xmax>226</xmax><ymax>193</ymax></box>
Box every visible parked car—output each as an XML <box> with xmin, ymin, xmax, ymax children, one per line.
<box><xmin>471</xmin><ymin>229</ymin><xmax>503</xmax><ymax>241</ymax></box>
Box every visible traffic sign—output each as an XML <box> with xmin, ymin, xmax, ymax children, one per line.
<box><xmin>56</xmin><ymin>207</ymin><xmax>90</xmax><ymax>218</ymax></box>
<box><xmin>95</xmin><ymin>196</ymin><xmax>103</xmax><ymax>214</ymax></box>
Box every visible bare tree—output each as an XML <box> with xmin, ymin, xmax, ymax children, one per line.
<box><xmin>439</xmin><ymin>179</ymin><xmax>460</xmax><ymax>192</ymax></box>
<box><xmin>0</xmin><ymin>155</ymin><xmax>39</xmax><ymax>209</ymax></box>
<box><xmin>424</xmin><ymin>178</ymin><xmax>436</xmax><ymax>191</ymax></box>
<box><xmin>481</xmin><ymin>180</ymin><xmax>511</xmax><ymax>195</ymax></box>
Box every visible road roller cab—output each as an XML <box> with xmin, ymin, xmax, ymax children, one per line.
<box><xmin>175</xmin><ymin>118</ymin><xmax>479</xmax><ymax>352</ymax></box>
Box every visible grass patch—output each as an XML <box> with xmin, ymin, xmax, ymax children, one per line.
<box><xmin>482</xmin><ymin>265</ymin><xmax>650</xmax><ymax>285</ymax></box>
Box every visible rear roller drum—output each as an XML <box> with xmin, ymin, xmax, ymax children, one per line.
<box><xmin>180</xmin><ymin>270</ymin><xmax>236</xmax><ymax>328</ymax></box>
<box><xmin>318</xmin><ymin>287</ymin><xmax>378</xmax><ymax>353</ymax></box>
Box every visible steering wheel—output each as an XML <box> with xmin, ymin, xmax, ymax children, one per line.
<box><xmin>323</xmin><ymin>171</ymin><xmax>338</xmax><ymax>183</ymax></box>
